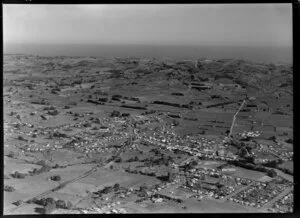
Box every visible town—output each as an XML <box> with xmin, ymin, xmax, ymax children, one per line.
<box><xmin>4</xmin><ymin>54</ymin><xmax>293</xmax><ymax>214</ymax></box>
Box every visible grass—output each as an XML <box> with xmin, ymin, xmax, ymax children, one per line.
<box><xmin>232</xmin><ymin>166</ymin><xmax>266</xmax><ymax>181</ymax></box>
<box><xmin>278</xmin><ymin>161</ymin><xmax>293</xmax><ymax>174</ymax></box>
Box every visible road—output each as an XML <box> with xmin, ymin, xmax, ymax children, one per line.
<box><xmin>259</xmin><ymin>187</ymin><xmax>293</xmax><ymax>211</ymax></box>
<box><xmin>220</xmin><ymin>182</ymin><xmax>254</xmax><ymax>202</ymax></box>
<box><xmin>229</xmin><ymin>99</ymin><xmax>246</xmax><ymax>137</ymax></box>
<box><xmin>273</xmin><ymin>169</ymin><xmax>293</xmax><ymax>182</ymax></box>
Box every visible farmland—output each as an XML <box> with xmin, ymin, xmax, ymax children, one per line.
<box><xmin>3</xmin><ymin>55</ymin><xmax>293</xmax><ymax>214</ymax></box>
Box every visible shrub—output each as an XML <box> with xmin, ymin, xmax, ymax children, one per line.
<box><xmin>112</xmin><ymin>94</ymin><xmax>122</xmax><ymax>98</ymax></box>
<box><xmin>7</xmin><ymin>151</ymin><xmax>17</xmax><ymax>158</ymax></box>
<box><xmin>12</xmin><ymin>200</ymin><xmax>23</xmax><ymax>206</ymax></box>
<box><xmin>17</xmin><ymin>136</ymin><xmax>26</xmax><ymax>141</ymax></box>
<box><xmin>172</xmin><ymin>92</ymin><xmax>184</xmax><ymax>96</ymax></box>
<box><xmin>83</xmin><ymin>122</ymin><xmax>92</xmax><ymax>127</ymax></box>
<box><xmin>53</xmin><ymin>131</ymin><xmax>68</xmax><ymax>138</ymax></box>
<box><xmin>47</xmin><ymin>110</ymin><xmax>59</xmax><ymax>116</ymax></box>
<box><xmin>50</xmin><ymin>175</ymin><xmax>61</xmax><ymax>181</ymax></box>
<box><xmin>98</xmin><ymin>97</ymin><xmax>108</xmax><ymax>102</ymax></box>
<box><xmin>111</xmin><ymin>110</ymin><xmax>121</xmax><ymax>117</ymax></box>
<box><xmin>172</xmin><ymin>120</ymin><xmax>180</xmax><ymax>126</ymax></box>
<box><xmin>39</xmin><ymin>165</ymin><xmax>52</xmax><ymax>173</ymax></box>
<box><xmin>268</xmin><ymin>136</ymin><xmax>276</xmax><ymax>141</ymax></box>
<box><xmin>262</xmin><ymin>160</ymin><xmax>278</xmax><ymax>168</ymax></box>
<box><xmin>121</xmin><ymin>113</ymin><xmax>130</xmax><ymax>117</ymax></box>
<box><xmin>37</xmin><ymin>160</ymin><xmax>46</xmax><ymax>166</ymax></box>
<box><xmin>4</xmin><ymin>185</ymin><xmax>15</xmax><ymax>192</ymax></box>
<box><xmin>112</xmin><ymin>97</ymin><xmax>121</xmax><ymax>101</ymax></box>
<box><xmin>11</xmin><ymin>171</ymin><xmax>26</xmax><ymax>179</ymax></box>
<box><xmin>91</xmin><ymin>126</ymin><xmax>99</xmax><ymax>130</ymax></box>
<box><xmin>101</xmin><ymin>186</ymin><xmax>114</xmax><ymax>194</ymax></box>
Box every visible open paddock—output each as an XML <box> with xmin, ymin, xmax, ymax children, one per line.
<box><xmin>231</xmin><ymin>166</ymin><xmax>266</xmax><ymax>181</ymax></box>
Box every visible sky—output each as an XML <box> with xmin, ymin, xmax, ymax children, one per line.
<box><xmin>3</xmin><ymin>4</ymin><xmax>292</xmax><ymax>47</ymax></box>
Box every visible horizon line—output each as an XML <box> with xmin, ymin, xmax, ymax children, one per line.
<box><xmin>4</xmin><ymin>42</ymin><xmax>292</xmax><ymax>48</ymax></box>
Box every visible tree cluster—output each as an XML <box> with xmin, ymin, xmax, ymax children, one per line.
<box><xmin>29</xmin><ymin>197</ymin><xmax>72</xmax><ymax>214</ymax></box>
<box><xmin>11</xmin><ymin>171</ymin><xmax>26</xmax><ymax>179</ymax></box>
<box><xmin>4</xmin><ymin>185</ymin><xmax>15</xmax><ymax>192</ymax></box>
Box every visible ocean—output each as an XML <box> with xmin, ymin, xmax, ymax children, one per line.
<box><xmin>4</xmin><ymin>43</ymin><xmax>292</xmax><ymax>64</ymax></box>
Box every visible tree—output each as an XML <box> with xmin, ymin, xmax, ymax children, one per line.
<box><xmin>216</xmin><ymin>182</ymin><xmax>224</xmax><ymax>189</ymax></box>
<box><xmin>267</xmin><ymin>169</ymin><xmax>277</xmax><ymax>178</ymax></box>
<box><xmin>66</xmin><ymin>201</ymin><xmax>72</xmax><ymax>209</ymax></box>
<box><xmin>45</xmin><ymin>197</ymin><xmax>56</xmax><ymax>206</ymax></box>
<box><xmin>172</xmin><ymin>119</ymin><xmax>180</xmax><ymax>126</ymax></box>
<box><xmin>277</xmin><ymin>159</ymin><xmax>284</xmax><ymax>165</ymax></box>
<box><xmin>168</xmin><ymin>172</ymin><xmax>175</xmax><ymax>182</ymax></box>
<box><xmin>44</xmin><ymin>202</ymin><xmax>56</xmax><ymax>214</ymax></box>
<box><xmin>140</xmin><ymin>184</ymin><xmax>147</xmax><ymax>191</ymax></box>
<box><xmin>55</xmin><ymin>200</ymin><xmax>66</xmax><ymax>209</ymax></box>
<box><xmin>113</xmin><ymin>183</ymin><xmax>120</xmax><ymax>191</ymax></box>
<box><xmin>38</xmin><ymin>198</ymin><xmax>47</xmax><ymax>206</ymax></box>
<box><xmin>115</xmin><ymin>157</ymin><xmax>122</xmax><ymax>163</ymax></box>
<box><xmin>238</xmin><ymin>147</ymin><xmax>248</xmax><ymax>158</ymax></box>
<box><xmin>138</xmin><ymin>185</ymin><xmax>148</xmax><ymax>197</ymax></box>
<box><xmin>245</xmin><ymin>156</ymin><xmax>255</xmax><ymax>164</ymax></box>
<box><xmin>134</xmin><ymin>156</ymin><xmax>139</xmax><ymax>162</ymax></box>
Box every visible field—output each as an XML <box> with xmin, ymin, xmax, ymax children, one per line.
<box><xmin>3</xmin><ymin>55</ymin><xmax>293</xmax><ymax>214</ymax></box>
